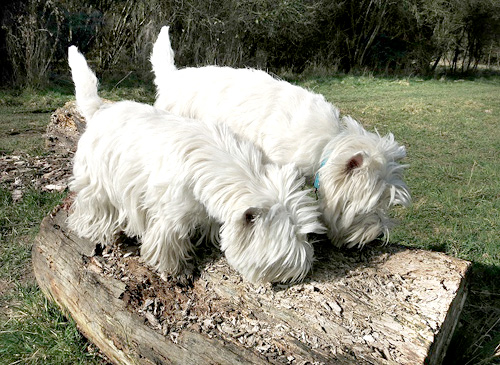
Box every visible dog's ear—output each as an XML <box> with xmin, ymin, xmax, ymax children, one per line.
<box><xmin>243</xmin><ymin>207</ymin><xmax>263</xmax><ymax>225</ymax></box>
<box><xmin>345</xmin><ymin>153</ymin><xmax>364</xmax><ymax>173</ymax></box>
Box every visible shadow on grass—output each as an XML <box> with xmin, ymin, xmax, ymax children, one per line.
<box><xmin>443</xmin><ymin>262</ymin><xmax>500</xmax><ymax>364</ymax></box>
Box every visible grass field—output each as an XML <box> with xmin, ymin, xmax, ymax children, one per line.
<box><xmin>1</xmin><ymin>75</ymin><xmax>499</xmax><ymax>364</ymax></box>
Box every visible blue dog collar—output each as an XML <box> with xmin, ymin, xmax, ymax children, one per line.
<box><xmin>314</xmin><ymin>158</ymin><xmax>328</xmax><ymax>190</ymax></box>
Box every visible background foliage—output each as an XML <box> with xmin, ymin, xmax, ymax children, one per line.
<box><xmin>1</xmin><ymin>0</ymin><xmax>500</xmax><ymax>87</ymax></box>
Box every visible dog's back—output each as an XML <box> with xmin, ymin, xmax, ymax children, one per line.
<box><xmin>154</xmin><ymin>64</ymin><xmax>341</xmax><ymax>175</ymax></box>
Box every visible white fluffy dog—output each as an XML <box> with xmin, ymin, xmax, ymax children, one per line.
<box><xmin>150</xmin><ymin>26</ymin><xmax>411</xmax><ymax>248</ymax></box>
<box><xmin>67</xmin><ymin>46</ymin><xmax>325</xmax><ymax>283</ymax></box>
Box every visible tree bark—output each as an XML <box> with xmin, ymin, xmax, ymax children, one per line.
<box><xmin>45</xmin><ymin>100</ymin><xmax>87</xmax><ymax>155</ymax></box>
<box><xmin>33</xmin><ymin>205</ymin><xmax>470</xmax><ymax>365</ymax></box>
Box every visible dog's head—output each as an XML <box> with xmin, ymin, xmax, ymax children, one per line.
<box><xmin>317</xmin><ymin>116</ymin><xmax>410</xmax><ymax>248</ymax></box>
<box><xmin>219</xmin><ymin>163</ymin><xmax>325</xmax><ymax>284</ymax></box>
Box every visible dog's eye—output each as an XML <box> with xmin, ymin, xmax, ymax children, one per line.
<box><xmin>243</xmin><ymin>207</ymin><xmax>262</xmax><ymax>225</ymax></box>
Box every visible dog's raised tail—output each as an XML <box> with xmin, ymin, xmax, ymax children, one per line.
<box><xmin>150</xmin><ymin>26</ymin><xmax>176</xmax><ymax>89</ymax></box>
<box><xmin>68</xmin><ymin>46</ymin><xmax>102</xmax><ymax>121</ymax></box>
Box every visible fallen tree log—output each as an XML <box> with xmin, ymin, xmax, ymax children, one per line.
<box><xmin>33</xmin><ymin>205</ymin><xmax>470</xmax><ymax>364</ymax></box>
<box><xmin>45</xmin><ymin>100</ymin><xmax>86</xmax><ymax>155</ymax></box>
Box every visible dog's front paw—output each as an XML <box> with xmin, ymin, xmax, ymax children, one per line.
<box><xmin>160</xmin><ymin>262</ymin><xmax>195</xmax><ymax>286</ymax></box>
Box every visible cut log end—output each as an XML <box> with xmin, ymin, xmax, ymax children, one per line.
<box><xmin>45</xmin><ymin>101</ymin><xmax>86</xmax><ymax>155</ymax></box>
<box><xmin>33</xmin><ymin>207</ymin><xmax>470</xmax><ymax>365</ymax></box>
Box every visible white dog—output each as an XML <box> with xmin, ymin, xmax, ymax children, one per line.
<box><xmin>67</xmin><ymin>46</ymin><xmax>324</xmax><ymax>283</ymax></box>
<box><xmin>150</xmin><ymin>26</ymin><xmax>411</xmax><ymax>248</ymax></box>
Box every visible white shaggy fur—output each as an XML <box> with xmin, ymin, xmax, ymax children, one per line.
<box><xmin>67</xmin><ymin>46</ymin><xmax>325</xmax><ymax>283</ymax></box>
<box><xmin>151</xmin><ymin>26</ymin><xmax>411</xmax><ymax>248</ymax></box>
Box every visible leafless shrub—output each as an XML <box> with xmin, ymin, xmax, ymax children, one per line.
<box><xmin>3</xmin><ymin>0</ymin><xmax>63</xmax><ymax>87</ymax></box>
<box><xmin>1</xmin><ymin>0</ymin><xmax>499</xmax><ymax>87</ymax></box>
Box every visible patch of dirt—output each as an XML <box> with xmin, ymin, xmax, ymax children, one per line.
<box><xmin>0</xmin><ymin>101</ymin><xmax>83</xmax><ymax>200</ymax></box>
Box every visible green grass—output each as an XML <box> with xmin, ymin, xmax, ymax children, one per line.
<box><xmin>0</xmin><ymin>186</ymin><xmax>101</xmax><ymax>364</ymax></box>
<box><xmin>0</xmin><ymin>187</ymin><xmax>66</xmax><ymax>282</ymax></box>
<box><xmin>0</xmin><ymin>284</ymin><xmax>102</xmax><ymax>364</ymax></box>
<box><xmin>1</xmin><ymin>75</ymin><xmax>499</xmax><ymax>363</ymax></box>
<box><xmin>0</xmin><ymin>88</ymin><xmax>73</xmax><ymax>155</ymax></box>
<box><xmin>0</xmin><ymin>78</ymin><xmax>154</xmax><ymax>156</ymax></box>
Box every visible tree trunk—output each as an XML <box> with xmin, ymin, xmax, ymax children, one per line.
<box><xmin>33</xmin><ymin>205</ymin><xmax>470</xmax><ymax>365</ymax></box>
